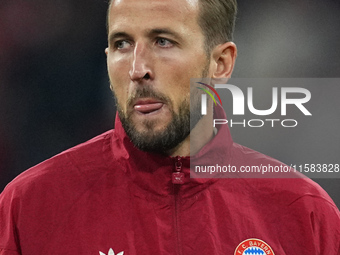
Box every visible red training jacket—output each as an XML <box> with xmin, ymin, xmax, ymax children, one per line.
<box><xmin>1</xmin><ymin>106</ymin><xmax>340</xmax><ymax>255</ymax></box>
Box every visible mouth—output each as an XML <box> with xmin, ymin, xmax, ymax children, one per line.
<box><xmin>133</xmin><ymin>99</ymin><xmax>165</xmax><ymax>114</ymax></box>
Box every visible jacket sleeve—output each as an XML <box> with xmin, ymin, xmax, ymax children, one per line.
<box><xmin>314</xmin><ymin>199</ymin><xmax>340</xmax><ymax>254</ymax></box>
<box><xmin>0</xmin><ymin>187</ymin><xmax>21</xmax><ymax>255</ymax></box>
<box><xmin>287</xmin><ymin>194</ymin><xmax>340</xmax><ymax>254</ymax></box>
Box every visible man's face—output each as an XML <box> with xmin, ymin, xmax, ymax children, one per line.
<box><xmin>106</xmin><ymin>0</ymin><xmax>210</xmax><ymax>153</ymax></box>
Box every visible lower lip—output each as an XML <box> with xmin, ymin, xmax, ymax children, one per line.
<box><xmin>134</xmin><ymin>103</ymin><xmax>164</xmax><ymax>115</ymax></box>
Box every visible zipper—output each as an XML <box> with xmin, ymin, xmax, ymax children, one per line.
<box><xmin>173</xmin><ymin>156</ymin><xmax>183</xmax><ymax>255</ymax></box>
<box><xmin>172</xmin><ymin>156</ymin><xmax>184</xmax><ymax>184</ymax></box>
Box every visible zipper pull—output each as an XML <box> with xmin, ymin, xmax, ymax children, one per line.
<box><xmin>172</xmin><ymin>156</ymin><xmax>185</xmax><ymax>184</ymax></box>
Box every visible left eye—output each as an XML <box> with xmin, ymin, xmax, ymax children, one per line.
<box><xmin>156</xmin><ymin>38</ymin><xmax>173</xmax><ymax>47</ymax></box>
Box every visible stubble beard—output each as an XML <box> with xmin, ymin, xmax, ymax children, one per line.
<box><xmin>114</xmin><ymin>63</ymin><xmax>209</xmax><ymax>154</ymax></box>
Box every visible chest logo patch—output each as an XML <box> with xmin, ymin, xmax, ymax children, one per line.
<box><xmin>234</xmin><ymin>238</ymin><xmax>275</xmax><ymax>255</ymax></box>
<box><xmin>99</xmin><ymin>248</ymin><xmax>124</xmax><ymax>255</ymax></box>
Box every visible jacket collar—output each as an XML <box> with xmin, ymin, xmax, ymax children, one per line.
<box><xmin>110</xmin><ymin>104</ymin><xmax>234</xmax><ymax>196</ymax></box>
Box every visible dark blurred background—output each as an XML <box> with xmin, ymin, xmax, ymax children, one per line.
<box><xmin>0</xmin><ymin>0</ymin><xmax>339</xmax><ymax>207</ymax></box>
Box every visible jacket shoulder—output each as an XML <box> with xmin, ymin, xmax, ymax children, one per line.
<box><xmin>230</xmin><ymin>142</ymin><xmax>338</xmax><ymax>207</ymax></box>
<box><xmin>1</xmin><ymin>130</ymin><xmax>114</xmax><ymax>197</ymax></box>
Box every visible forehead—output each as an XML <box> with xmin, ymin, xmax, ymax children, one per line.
<box><xmin>108</xmin><ymin>0</ymin><xmax>201</xmax><ymax>34</ymax></box>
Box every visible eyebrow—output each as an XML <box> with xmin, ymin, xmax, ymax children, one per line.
<box><xmin>147</xmin><ymin>28</ymin><xmax>182</xmax><ymax>40</ymax></box>
<box><xmin>108</xmin><ymin>28</ymin><xmax>183</xmax><ymax>44</ymax></box>
<box><xmin>108</xmin><ymin>32</ymin><xmax>131</xmax><ymax>45</ymax></box>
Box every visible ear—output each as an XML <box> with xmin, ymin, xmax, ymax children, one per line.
<box><xmin>211</xmin><ymin>42</ymin><xmax>237</xmax><ymax>78</ymax></box>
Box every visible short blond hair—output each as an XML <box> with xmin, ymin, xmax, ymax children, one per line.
<box><xmin>106</xmin><ymin>0</ymin><xmax>238</xmax><ymax>53</ymax></box>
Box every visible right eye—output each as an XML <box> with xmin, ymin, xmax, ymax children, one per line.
<box><xmin>114</xmin><ymin>40</ymin><xmax>131</xmax><ymax>50</ymax></box>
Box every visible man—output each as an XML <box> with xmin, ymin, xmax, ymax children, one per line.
<box><xmin>1</xmin><ymin>0</ymin><xmax>339</xmax><ymax>254</ymax></box>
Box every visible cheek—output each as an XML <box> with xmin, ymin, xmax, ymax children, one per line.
<box><xmin>107</xmin><ymin>57</ymin><xmax>131</xmax><ymax>110</ymax></box>
<box><xmin>164</xmin><ymin>57</ymin><xmax>206</xmax><ymax>93</ymax></box>
<box><xmin>108</xmin><ymin>56</ymin><xmax>130</xmax><ymax>82</ymax></box>
<box><xmin>167</xmin><ymin>57</ymin><xmax>207</xmax><ymax>109</ymax></box>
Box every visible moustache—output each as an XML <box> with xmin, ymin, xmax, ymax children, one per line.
<box><xmin>127</xmin><ymin>86</ymin><xmax>171</xmax><ymax>107</ymax></box>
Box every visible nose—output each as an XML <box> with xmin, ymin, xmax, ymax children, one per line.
<box><xmin>129</xmin><ymin>42</ymin><xmax>153</xmax><ymax>81</ymax></box>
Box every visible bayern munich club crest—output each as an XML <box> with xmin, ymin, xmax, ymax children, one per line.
<box><xmin>234</xmin><ymin>238</ymin><xmax>275</xmax><ymax>255</ymax></box>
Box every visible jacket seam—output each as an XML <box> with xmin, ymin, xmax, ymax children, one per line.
<box><xmin>0</xmin><ymin>247</ymin><xmax>19</xmax><ymax>252</ymax></box>
<box><xmin>288</xmin><ymin>194</ymin><xmax>339</xmax><ymax>209</ymax></box>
